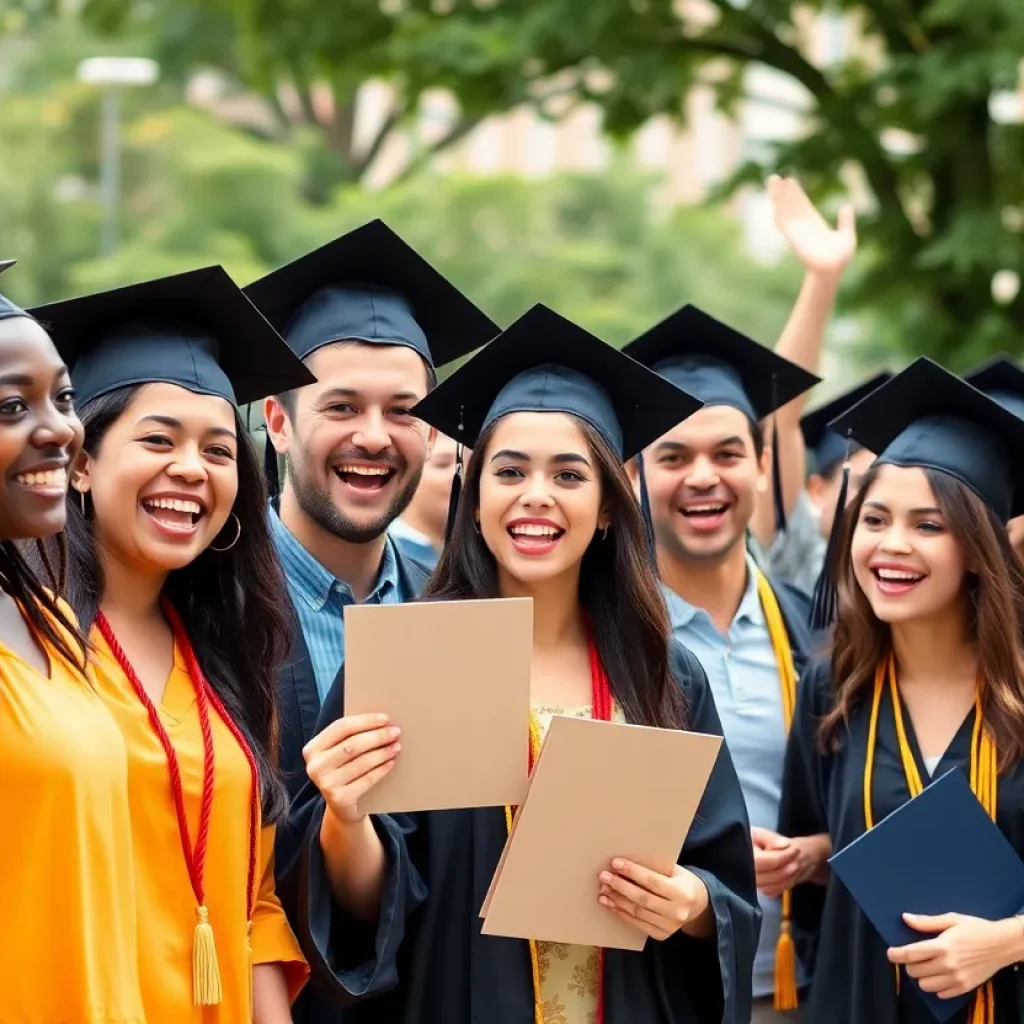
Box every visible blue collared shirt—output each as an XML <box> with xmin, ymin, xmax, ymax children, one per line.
<box><xmin>270</xmin><ymin>507</ymin><xmax>405</xmax><ymax>703</ymax></box>
<box><xmin>664</xmin><ymin>557</ymin><xmax>808</xmax><ymax>998</ymax></box>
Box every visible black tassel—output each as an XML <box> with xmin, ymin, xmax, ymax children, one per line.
<box><xmin>635</xmin><ymin>450</ymin><xmax>657</xmax><ymax>566</ymax></box>
<box><xmin>771</xmin><ymin>418</ymin><xmax>787</xmax><ymax>537</ymax></box>
<box><xmin>263</xmin><ymin>429</ymin><xmax>280</xmax><ymax>497</ymax></box>
<box><xmin>809</xmin><ymin>436</ymin><xmax>852</xmax><ymax>633</ymax></box>
<box><xmin>444</xmin><ymin>444</ymin><xmax>464</xmax><ymax>545</ymax></box>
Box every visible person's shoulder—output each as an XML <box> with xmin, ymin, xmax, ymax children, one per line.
<box><xmin>668</xmin><ymin>638</ymin><xmax>708</xmax><ymax>693</ymax></box>
<box><xmin>393</xmin><ymin>543</ymin><xmax>436</xmax><ymax>594</ymax></box>
<box><xmin>798</xmin><ymin>653</ymin><xmax>836</xmax><ymax>716</ymax></box>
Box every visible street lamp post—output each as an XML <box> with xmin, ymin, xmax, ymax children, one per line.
<box><xmin>77</xmin><ymin>57</ymin><xmax>159</xmax><ymax>256</ymax></box>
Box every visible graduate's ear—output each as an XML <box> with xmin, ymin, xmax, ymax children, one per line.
<box><xmin>70</xmin><ymin>448</ymin><xmax>92</xmax><ymax>497</ymax></box>
<box><xmin>425</xmin><ymin>425</ymin><xmax>438</xmax><ymax>460</ymax></box>
<box><xmin>263</xmin><ymin>395</ymin><xmax>292</xmax><ymax>456</ymax></box>
<box><xmin>805</xmin><ymin>472</ymin><xmax>827</xmax><ymax>509</ymax></box>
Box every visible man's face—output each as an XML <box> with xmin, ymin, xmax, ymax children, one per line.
<box><xmin>806</xmin><ymin>446</ymin><xmax>876</xmax><ymax>540</ymax></box>
<box><xmin>267</xmin><ymin>342</ymin><xmax>434</xmax><ymax>543</ymax></box>
<box><xmin>642</xmin><ymin>405</ymin><xmax>768</xmax><ymax>566</ymax></box>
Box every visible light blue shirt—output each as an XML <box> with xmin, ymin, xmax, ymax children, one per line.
<box><xmin>664</xmin><ymin>557</ymin><xmax>807</xmax><ymax>998</ymax></box>
<box><xmin>388</xmin><ymin>517</ymin><xmax>439</xmax><ymax>570</ymax></box>
<box><xmin>270</xmin><ymin>507</ymin><xmax>404</xmax><ymax>703</ymax></box>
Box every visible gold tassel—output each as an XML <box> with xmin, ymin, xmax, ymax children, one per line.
<box><xmin>773</xmin><ymin>893</ymin><xmax>799</xmax><ymax>1012</ymax></box>
<box><xmin>193</xmin><ymin>904</ymin><xmax>223</xmax><ymax>1005</ymax></box>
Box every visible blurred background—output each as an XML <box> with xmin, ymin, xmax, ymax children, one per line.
<box><xmin>3</xmin><ymin>0</ymin><xmax>1024</xmax><ymax>406</ymax></box>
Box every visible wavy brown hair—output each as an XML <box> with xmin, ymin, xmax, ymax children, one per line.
<box><xmin>424</xmin><ymin>416</ymin><xmax>688</xmax><ymax>730</ymax></box>
<box><xmin>820</xmin><ymin>463</ymin><xmax>1024</xmax><ymax>770</ymax></box>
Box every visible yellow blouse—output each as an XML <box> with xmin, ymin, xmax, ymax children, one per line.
<box><xmin>0</xmin><ymin>603</ymin><xmax>144</xmax><ymax>1023</ymax></box>
<box><xmin>532</xmin><ymin>702</ymin><xmax>625</xmax><ymax>1024</ymax></box>
<box><xmin>90</xmin><ymin>628</ymin><xmax>308</xmax><ymax>1023</ymax></box>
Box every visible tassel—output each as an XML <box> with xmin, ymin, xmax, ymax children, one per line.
<box><xmin>774</xmin><ymin>913</ymin><xmax>798</xmax><ymax>1015</ymax></box>
<box><xmin>635</xmin><ymin>450</ymin><xmax>657</xmax><ymax>566</ymax></box>
<box><xmin>809</xmin><ymin>436</ymin><xmax>852</xmax><ymax>633</ymax></box>
<box><xmin>444</xmin><ymin>443</ymin><xmax>464</xmax><ymax>545</ymax></box>
<box><xmin>193</xmin><ymin>904</ymin><xmax>223</xmax><ymax>1006</ymax></box>
<box><xmin>771</xmin><ymin>413</ymin><xmax>787</xmax><ymax>535</ymax></box>
<box><xmin>262</xmin><ymin>429</ymin><xmax>280</xmax><ymax>497</ymax></box>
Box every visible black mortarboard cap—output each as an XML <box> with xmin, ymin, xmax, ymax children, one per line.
<box><xmin>801</xmin><ymin>371</ymin><xmax>892</xmax><ymax>478</ymax></box>
<box><xmin>0</xmin><ymin>260</ymin><xmax>30</xmax><ymax>323</ymax></box>
<box><xmin>624</xmin><ymin>303</ymin><xmax>819</xmax><ymax>533</ymax></box>
<box><xmin>30</xmin><ymin>266</ymin><xmax>315</xmax><ymax>408</ymax></box>
<box><xmin>811</xmin><ymin>357</ymin><xmax>1024</xmax><ymax>632</ymax></box>
<box><xmin>623</xmin><ymin>304</ymin><xmax>819</xmax><ymax>421</ymax></box>
<box><xmin>413</xmin><ymin>304</ymin><xmax>703</xmax><ymax>547</ymax></box>
<box><xmin>964</xmin><ymin>354</ymin><xmax>1024</xmax><ymax>421</ymax></box>
<box><xmin>244</xmin><ymin>219</ymin><xmax>499</xmax><ymax>368</ymax></box>
<box><xmin>413</xmin><ymin>304</ymin><xmax>703</xmax><ymax>461</ymax></box>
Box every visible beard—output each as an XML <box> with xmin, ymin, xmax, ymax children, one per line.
<box><xmin>287</xmin><ymin>451</ymin><xmax>424</xmax><ymax>544</ymax></box>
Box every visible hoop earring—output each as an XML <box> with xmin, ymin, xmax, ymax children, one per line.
<box><xmin>210</xmin><ymin>512</ymin><xmax>241</xmax><ymax>552</ymax></box>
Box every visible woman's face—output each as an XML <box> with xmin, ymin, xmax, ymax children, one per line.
<box><xmin>477</xmin><ymin>412</ymin><xmax>608</xmax><ymax>590</ymax></box>
<box><xmin>0</xmin><ymin>318</ymin><xmax>82</xmax><ymax>541</ymax></box>
<box><xmin>75</xmin><ymin>383</ymin><xmax>239</xmax><ymax>578</ymax></box>
<box><xmin>851</xmin><ymin>464</ymin><xmax>968</xmax><ymax>625</ymax></box>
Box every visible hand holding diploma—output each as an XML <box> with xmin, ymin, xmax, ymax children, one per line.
<box><xmin>303</xmin><ymin>713</ymin><xmax>402</xmax><ymax>825</ymax></box>
<box><xmin>599</xmin><ymin>859</ymin><xmax>712</xmax><ymax>940</ymax></box>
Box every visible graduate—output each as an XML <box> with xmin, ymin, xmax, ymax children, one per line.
<box><xmin>623</xmin><ymin>307</ymin><xmax>821</xmax><ymax>1020</ymax></box>
<box><xmin>280</xmin><ymin>306</ymin><xmax>761</xmax><ymax>1024</ymax></box>
<box><xmin>780</xmin><ymin>357</ymin><xmax>1024</xmax><ymax>1024</ymax></box>
<box><xmin>0</xmin><ymin>261</ymin><xmax>145</xmax><ymax>1022</ymax></box>
<box><xmin>244</xmin><ymin>221</ymin><xmax>498</xmax><ymax>824</ymax></box>
<box><xmin>32</xmin><ymin>267</ymin><xmax>313</xmax><ymax>1023</ymax></box>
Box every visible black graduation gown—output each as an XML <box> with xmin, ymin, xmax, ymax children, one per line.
<box><xmin>277</xmin><ymin>640</ymin><xmax>761</xmax><ymax>1024</ymax></box>
<box><xmin>779</xmin><ymin>659</ymin><xmax>1024</xmax><ymax>1024</ymax></box>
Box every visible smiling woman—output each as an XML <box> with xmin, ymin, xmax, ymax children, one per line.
<box><xmin>281</xmin><ymin>305</ymin><xmax>762</xmax><ymax>1024</ymax></box>
<box><xmin>780</xmin><ymin>358</ymin><xmax>1024</xmax><ymax>1024</ymax></box>
<box><xmin>0</xmin><ymin>262</ymin><xmax>147</xmax><ymax>1023</ymax></box>
<box><xmin>31</xmin><ymin>267</ymin><xmax>314</xmax><ymax>1024</ymax></box>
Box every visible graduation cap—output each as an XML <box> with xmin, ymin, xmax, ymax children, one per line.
<box><xmin>30</xmin><ymin>266</ymin><xmax>315</xmax><ymax>409</ymax></box>
<box><xmin>810</xmin><ymin>356</ymin><xmax>1024</xmax><ymax>630</ymax></box>
<box><xmin>412</xmin><ymin>303</ymin><xmax>704</xmax><ymax>545</ymax></box>
<box><xmin>0</xmin><ymin>260</ymin><xmax>31</xmax><ymax>323</ymax></box>
<box><xmin>244</xmin><ymin>219</ymin><xmax>499</xmax><ymax>370</ymax></box>
<box><xmin>623</xmin><ymin>303</ymin><xmax>819</xmax><ymax>532</ymax></box>
<box><xmin>964</xmin><ymin>353</ymin><xmax>1024</xmax><ymax>420</ymax></box>
<box><xmin>800</xmin><ymin>371</ymin><xmax>892</xmax><ymax>478</ymax></box>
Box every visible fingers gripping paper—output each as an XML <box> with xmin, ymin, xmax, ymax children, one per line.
<box><xmin>343</xmin><ymin>597</ymin><xmax>533</xmax><ymax>814</ymax></box>
<box><xmin>481</xmin><ymin>715</ymin><xmax>722</xmax><ymax>950</ymax></box>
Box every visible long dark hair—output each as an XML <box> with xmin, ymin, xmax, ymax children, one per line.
<box><xmin>55</xmin><ymin>385</ymin><xmax>292</xmax><ymax>822</ymax></box>
<box><xmin>424</xmin><ymin>416</ymin><xmax>687</xmax><ymax>730</ymax></box>
<box><xmin>821</xmin><ymin>463</ymin><xmax>1024</xmax><ymax>770</ymax></box>
<box><xmin>2</xmin><ymin>534</ymin><xmax>86</xmax><ymax>669</ymax></box>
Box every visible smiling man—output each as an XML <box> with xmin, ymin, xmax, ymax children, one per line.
<box><xmin>625</xmin><ymin>307</ymin><xmax>826</xmax><ymax>1022</ymax></box>
<box><xmin>245</xmin><ymin>220</ymin><xmax>497</xmax><ymax>796</ymax></box>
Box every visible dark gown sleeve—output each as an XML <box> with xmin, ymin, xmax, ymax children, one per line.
<box><xmin>649</xmin><ymin>641</ymin><xmax>761</xmax><ymax>1024</ymax></box>
<box><xmin>778</xmin><ymin>656</ymin><xmax>834</xmax><ymax>977</ymax></box>
<box><xmin>276</xmin><ymin>663</ymin><xmax>428</xmax><ymax>1008</ymax></box>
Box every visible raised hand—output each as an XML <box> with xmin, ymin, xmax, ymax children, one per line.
<box><xmin>768</xmin><ymin>174</ymin><xmax>857</xmax><ymax>277</ymax></box>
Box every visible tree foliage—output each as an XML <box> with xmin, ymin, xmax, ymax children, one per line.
<box><xmin>70</xmin><ymin>0</ymin><xmax>1024</xmax><ymax>366</ymax></box>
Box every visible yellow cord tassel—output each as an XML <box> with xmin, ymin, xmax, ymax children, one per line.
<box><xmin>193</xmin><ymin>904</ymin><xmax>223</xmax><ymax>1006</ymax></box>
<box><xmin>757</xmin><ymin>572</ymin><xmax>801</xmax><ymax>1011</ymax></box>
<box><xmin>773</xmin><ymin>891</ymin><xmax>800</xmax><ymax>1011</ymax></box>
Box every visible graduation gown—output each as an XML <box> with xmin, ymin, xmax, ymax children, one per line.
<box><xmin>278</xmin><ymin>640</ymin><xmax>761</xmax><ymax>1024</ymax></box>
<box><xmin>780</xmin><ymin>659</ymin><xmax>1024</xmax><ymax>1024</ymax></box>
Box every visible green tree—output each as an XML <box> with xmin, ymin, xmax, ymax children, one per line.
<box><xmin>91</xmin><ymin>0</ymin><xmax>1024</xmax><ymax>367</ymax></box>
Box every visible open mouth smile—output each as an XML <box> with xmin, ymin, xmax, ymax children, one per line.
<box><xmin>141</xmin><ymin>495</ymin><xmax>207</xmax><ymax>537</ymax></box>
<box><xmin>333</xmin><ymin>463</ymin><xmax>395</xmax><ymax>493</ymax></box>
<box><xmin>507</xmin><ymin>519</ymin><xmax>565</xmax><ymax>556</ymax></box>
<box><xmin>871</xmin><ymin>565</ymin><xmax>926</xmax><ymax>596</ymax></box>
<box><xmin>13</xmin><ymin>466</ymin><xmax>68</xmax><ymax>497</ymax></box>
<box><xmin>679</xmin><ymin>501</ymin><xmax>730</xmax><ymax>532</ymax></box>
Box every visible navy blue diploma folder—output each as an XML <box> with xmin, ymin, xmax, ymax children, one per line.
<box><xmin>828</xmin><ymin>767</ymin><xmax>1024</xmax><ymax>1022</ymax></box>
